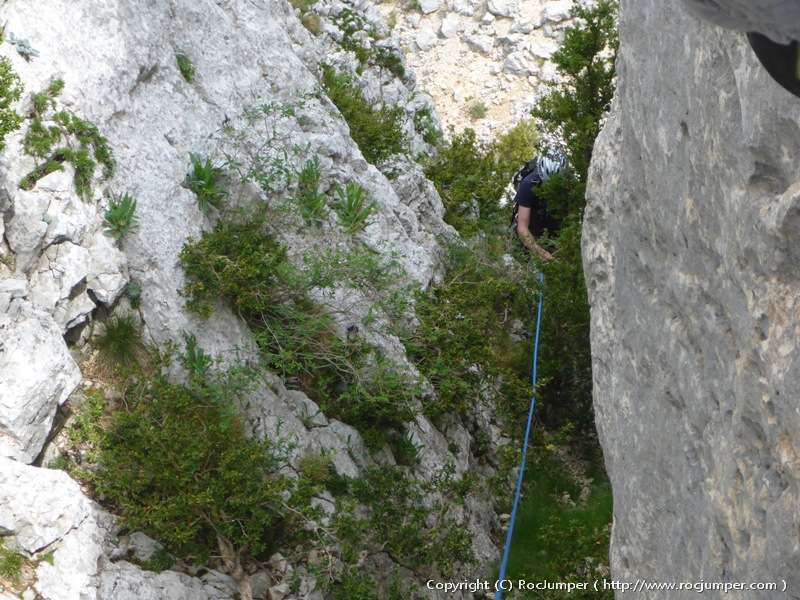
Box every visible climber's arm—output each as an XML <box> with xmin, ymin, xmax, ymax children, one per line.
<box><xmin>516</xmin><ymin>206</ymin><xmax>553</xmax><ymax>262</ymax></box>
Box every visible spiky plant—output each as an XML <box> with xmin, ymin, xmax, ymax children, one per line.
<box><xmin>104</xmin><ymin>192</ymin><xmax>138</xmax><ymax>241</ymax></box>
<box><xmin>185</xmin><ymin>153</ymin><xmax>227</xmax><ymax>214</ymax></box>
<box><xmin>333</xmin><ymin>181</ymin><xmax>376</xmax><ymax>234</ymax></box>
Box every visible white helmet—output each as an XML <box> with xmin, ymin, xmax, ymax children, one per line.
<box><xmin>535</xmin><ymin>153</ymin><xmax>568</xmax><ymax>182</ymax></box>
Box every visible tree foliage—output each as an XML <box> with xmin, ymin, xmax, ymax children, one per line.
<box><xmin>533</xmin><ymin>0</ymin><xmax>618</xmax><ymax>437</ymax></box>
<box><xmin>532</xmin><ymin>0</ymin><xmax>618</xmax><ymax>180</ymax></box>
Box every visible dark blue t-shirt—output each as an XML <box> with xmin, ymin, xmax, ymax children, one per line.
<box><xmin>513</xmin><ymin>171</ymin><xmax>560</xmax><ymax>238</ymax></box>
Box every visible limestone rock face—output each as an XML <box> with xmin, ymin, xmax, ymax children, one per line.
<box><xmin>0</xmin><ymin>0</ymin><xmax>500</xmax><ymax>595</ymax></box>
<box><xmin>585</xmin><ymin>0</ymin><xmax>800</xmax><ymax>596</ymax></box>
<box><xmin>681</xmin><ymin>0</ymin><xmax>800</xmax><ymax>43</ymax></box>
<box><xmin>0</xmin><ymin>304</ymin><xmax>81</xmax><ymax>463</ymax></box>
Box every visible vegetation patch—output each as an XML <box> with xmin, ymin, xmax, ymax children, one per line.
<box><xmin>403</xmin><ymin>241</ymin><xmax>537</xmax><ymax>429</ymax></box>
<box><xmin>295</xmin><ymin>157</ymin><xmax>327</xmax><ymax>225</ymax></box>
<box><xmin>175</xmin><ymin>53</ymin><xmax>195</xmax><ymax>83</ymax></box>
<box><xmin>424</xmin><ymin>119</ymin><xmax>538</xmax><ymax>235</ymax></box>
<box><xmin>332</xmin><ymin>181</ymin><xmax>376</xmax><ymax>233</ymax></box>
<box><xmin>104</xmin><ymin>191</ymin><xmax>138</xmax><ymax>241</ymax></box>
<box><xmin>321</xmin><ymin>65</ymin><xmax>406</xmax><ymax>165</ymax></box>
<box><xmin>0</xmin><ymin>542</ymin><xmax>25</xmax><ymax>583</ymax></box>
<box><xmin>503</xmin><ymin>440</ymin><xmax>612</xmax><ymax>599</ymax></box>
<box><xmin>467</xmin><ymin>100</ymin><xmax>488</xmax><ymax>121</ymax></box>
<box><xmin>179</xmin><ymin>215</ymin><xmax>417</xmax><ymax>450</ymax></box>
<box><xmin>412</xmin><ymin>105</ymin><xmax>442</xmax><ymax>147</ymax></box>
<box><xmin>19</xmin><ymin>80</ymin><xmax>114</xmax><ymax>198</ymax></box>
<box><xmin>0</xmin><ymin>56</ymin><xmax>23</xmax><ymax>151</ymax></box>
<box><xmin>185</xmin><ymin>153</ymin><xmax>227</xmax><ymax>214</ymax></box>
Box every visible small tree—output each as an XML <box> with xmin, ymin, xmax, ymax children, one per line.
<box><xmin>531</xmin><ymin>0</ymin><xmax>618</xmax><ymax>438</ymax></box>
<box><xmin>532</xmin><ymin>0</ymin><xmax>618</xmax><ymax>180</ymax></box>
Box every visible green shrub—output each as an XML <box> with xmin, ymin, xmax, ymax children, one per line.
<box><xmin>321</xmin><ymin>65</ymin><xmax>406</xmax><ymax>165</ymax></box>
<box><xmin>296</xmin><ymin>157</ymin><xmax>327</xmax><ymax>224</ymax></box>
<box><xmin>175</xmin><ymin>53</ymin><xmax>195</xmax><ymax>83</ymax></box>
<box><xmin>532</xmin><ymin>0</ymin><xmax>618</xmax><ymax>180</ymax></box>
<box><xmin>332</xmin><ymin>181</ymin><xmax>376</xmax><ymax>233</ymax></box>
<box><xmin>424</xmin><ymin>120</ymin><xmax>538</xmax><ymax>235</ymax></box>
<box><xmin>32</xmin><ymin>79</ymin><xmax>63</xmax><ymax>115</ymax></box>
<box><xmin>139</xmin><ymin>548</ymin><xmax>175</xmax><ymax>573</ymax></box>
<box><xmin>185</xmin><ymin>153</ymin><xmax>227</xmax><ymax>214</ymax></box>
<box><xmin>467</xmin><ymin>100</ymin><xmax>488</xmax><ymax>121</ymax></box>
<box><xmin>94</xmin><ymin>371</ymin><xmax>295</xmax><ymax>581</ymax></box>
<box><xmin>404</xmin><ymin>241</ymin><xmax>537</xmax><ymax>427</ymax></box>
<box><xmin>0</xmin><ymin>542</ymin><xmax>24</xmax><ymax>582</ymax></box>
<box><xmin>374</xmin><ymin>46</ymin><xmax>405</xmax><ymax>79</ymax></box>
<box><xmin>530</xmin><ymin>0</ymin><xmax>618</xmax><ymax>436</ymax></box>
<box><xmin>19</xmin><ymin>85</ymin><xmax>114</xmax><ymax>198</ymax></box>
<box><xmin>104</xmin><ymin>192</ymin><xmax>138</xmax><ymax>241</ymax></box>
<box><xmin>413</xmin><ymin>106</ymin><xmax>442</xmax><ymax>147</ymax></box>
<box><xmin>179</xmin><ymin>216</ymin><xmax>418</xmax><ymax>447</ymax></box>
<box><xmin>335</xmin><ymin>465</ymin><xmax>474</xmax><ymax>576</ymax></box>
<box><xmin>180</xmin><ymin>332</ymin><xmax>213</xmax><ymax>377</ymax></box>
<box><xmin>0</xmin><ymin>56</ymin><xmax>23</xmax><ymax>152</ymax></box>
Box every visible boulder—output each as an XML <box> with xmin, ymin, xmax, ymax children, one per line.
<box><xmin>418</xmin><ymin>0</ymin><xmax>441</xmax><ymax>14</ymax></box>
<box><xmin>416</xmin><ymin>26</ymin><xmax>439</xmax><ymax>51</ymax></box>
<box><xmin>585</xmin><ymin>0</ymin><xmax>800</xmax><ymax>593</ymax></box>
<box><xmin>0</xmin><ymin>304</ymin><xmax>81</xmax><ymax>463</ymax></box>
<box><xmin>542</xmin><ymin>0</ymin><xmax>572</xmax><ymax>23</ymax></box>
<box><xmin>487</xmin><ymin>0</ymin><xmax>516</xmax><ymax>18</ymax></box>
<box><xmin>440</xmin><ymin>13</ymin><xmax>461</xmax><ymax>38</ymax></box>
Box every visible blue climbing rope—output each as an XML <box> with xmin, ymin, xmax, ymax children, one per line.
<box><xmin>495</xmin><ymin>271</ymin><xmax>545</xmax><ymax>600</ymax></box>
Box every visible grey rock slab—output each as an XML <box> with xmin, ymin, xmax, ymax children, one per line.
<box><xmin>680</xmin><ymin>0</ymin><xmax>800</xmax><ymax>43</ymax></box>
<box><xmin>584</xmin><ymin>0</ymin><xmax>800</xmax><ymax>596</ymax></box>
<box><xmin>487</xmin><ymin>0</ymin><xmax>516</xmax><ymax>18</ymax></box>
<box><xmin>418</xmin><ymin>0</ymin><xmax>441</xmax><ymax>14</ymax></box>
<box><xmin>440</xmin><ymin>13</ymin><xmax>462</xmax><ymax>38</ymax></box>
<box><xmin>0</xmin><ymin>304</ymin><xmax>81</xmax><ymax>463</ymax></box>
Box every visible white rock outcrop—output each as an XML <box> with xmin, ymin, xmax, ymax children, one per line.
<box><xmin>585</xmin><ymin>0</ymin><xmax>800</xmax><ymax>596</ymax></box>
<box><xmin>0</xmin><ymin>0</ymin><xmax>500</xmax><ymax>595</ymax></box>
<box><xmin>0</xmin><ymin>304</ymin><xmax>81</xmax><ymax>463</ymax></box>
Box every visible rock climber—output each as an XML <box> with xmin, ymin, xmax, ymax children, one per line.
<box><xmin>511</xmin><ymin>153</ymin><xmax>568</xmax><ymax>262</ymax></box>
<box><xmin>681</xmin><ymin>0</ymin><xmax>800</xmax><ymax>98</ymax></box>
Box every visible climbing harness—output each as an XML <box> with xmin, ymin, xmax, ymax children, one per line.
<box><xmin>747</xmin><ymin>32</ymin><xmax>800</xmax><ymax>99</ymax></box>
<box><xmin>495</xmin><ymin>272</ymin><xmax>545</xmax><ymax>600</ymax></box>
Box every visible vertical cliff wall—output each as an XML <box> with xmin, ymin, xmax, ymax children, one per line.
<box><xmin>584</xmin><ymin>0</ymin><xmax>800</xmax><ymax>597</ymax></box>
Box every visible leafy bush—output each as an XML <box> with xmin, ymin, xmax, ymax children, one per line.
<box><xmin>295</xmin><ymin>157</ymin><xmax>327</xmax><ymax>224</ymax></box>
<box><xmin>0</xmin><ymin>58</ymin><xmax>23</xmax><ymax>151</ymax></box>
<box><xmin>32</xmin><ymin>79</ymin><xmax>63</xmax><ymax>115</ymax></box>
<box><xmin>19</xmin><ymin>84</ymin><xmax>114</xmax><ymax>198</ymax></box>
<box><xmin>332</xmin><ymin>181</ymin><xmax>376</xmax><ymax>233</ymax></box>
<box><xmin>175</xmin><ymin>53</ymin><xmax>195</xmax><ymax>83</ymax></box>
<box><xmin>532</xmin><ymin>0</ymin><xmax>618</xmax><ymax>180</ymax></box>
<box><xmin>335</xmin><ymin>465</ymin><xmax>474</xmax><ymax>576</ymax></box>
<box><xmin>179</xmin><ymin>216</ymin><xmax>418</xmax><ymax>448</ymax></box>
<box><xmin>413</xmin><ymin>106</ymin><xmax>442</xmax><ymax>147</ymax></box>
<box><xmin>94</xmin><ymin>370</ymin><xmax>295</xmax><ymax>592</ymax></box>
<box><xmin>321</xmin><ymin>65</ymin><xmax>406</xmax><ymax>165</ymax></box>
<box><xmin>468</xmin><ymin>100</ymin><xmax>488</xmax><ymax>121</ymax></box>
<box><xmin>404</xmin><ymin>241</ymin><xmax>537</xmax><ymax>427</ymax></box>
<box><xmin>531</xmin><ymin>0</ymin><xmax>618</xmax><ymax>435</ymax></box>
<box><xmin>424</xmin><ymin>120</ymin><xmax>538</xmax><ymax>235</ymax></box>
<box><xmin>185</xmin><ymin>153</ymin><xmax>227</xmax><ymax>214</ymax></box>
<box><xmin>104</xmin><ymin>192</ymin><xmax>138</xmax><ymax>241</ymax></box>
